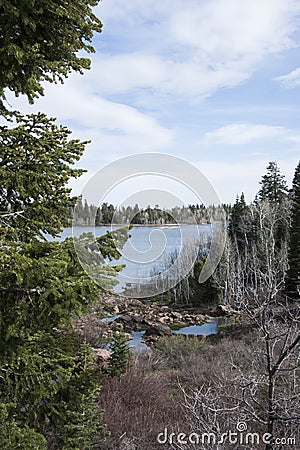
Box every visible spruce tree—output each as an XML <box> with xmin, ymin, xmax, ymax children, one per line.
<box><xmin>105</xmin><ymin>331</ymin><xmax>131</xmax><ymax>377</ymax></box>
<box><xmin>257</xmin><ymin>161</ymin><xmax>290</xmax><ymax>246</ymax></box>
<box><xmin>0</xmin><ymin>2</ymin><xmax>120</xmax><ymax>447</ymax></box>
<box><xmin>0</xmin><ymin>115</ymin><xmax>128</xmax><ymax>447</ymax></box>
<box><xmin>228</xmin><ymin>193</ymin><xmax>250</xmax><ymax>252</ymax></box>
<box><xmin>0</xmin><ymin>113</ymin><xmax>86</xmax><ymax>241</ymax></box>
<box><xmin>258</xmin><ymin>161</ymin><xmax>288</xmax><ymax>203</ymax></box>
<box><xmin>285</xmin><ymin>161</ymin><xmax>300</xmax><ymax>300</ymax></box>
<box><xmin>0</xmin><ymin>0</ymin><xmax>102</xmax><ymax>107</ymax></box>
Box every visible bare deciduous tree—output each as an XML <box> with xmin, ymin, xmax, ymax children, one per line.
<box><xmin>183</xmin><ymin>199</ymin><xmax>300</xmax><ymax>450</ymax></box>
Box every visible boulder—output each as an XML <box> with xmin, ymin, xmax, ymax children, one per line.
<box><xmin>131</xmin><ymin>315</ymin><xmax>143</xmax><ymax>324</ymax></box>
<box><xmin>120</xmin><ymin>314</ymin><xmax>133</xmax><ymax>323</ymax></box>
<box><xmin>160</xmin><ymin>306</ymin><xmax>170</xmax><ymax>312</ymax></box>
<box><xmin>112</xmin><ymin>305</ymin><xmax>120</xmax><ymax>314</ymax></box>
<box><xmin>92</xmin><ymin>348</ymin><xmax>111</xmax><ymax>364</ymax></box>
<box><xmin>171</xmin><ymin>311</ymin><xmax>183</xmax><ymax>320</ymax></box>
<box><xmin>123</xmin><ymin>332</ymin><xmax>133</xmax><ymax>341</ymax></box>
<box><xmin>183</xmin><ymin>315</ymin><xmax>194</xmax><ymax>323</ymax></box>
<box><xmin>144</xmin><ymin>323</ymin><xmax>172</xmax><ymax>337</ymax></box>
<box><xmin>216</xmin><ymin>304</ymin><xmax>233</xmax><ymax>317</ymax></box>
<box><xmin>126</xmin><ymin>298</ymin><xmax>143</xmax><ymax>309</ymax></box>
<box><xmin>195</xmin><ymin>315</ymin><xmax>206</xmax><ymax>323</ymax></box>
<box><xmin>158</xmin><ymin>316</ymin><xmax>170</xmax><ymax>324</ymax></box>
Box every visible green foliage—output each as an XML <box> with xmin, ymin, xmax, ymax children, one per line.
<box><xmin>74</xmin><ymin>200</ymin><xmax>231</xmax><ymax>225</ymax></box>
<box><xmin>227</xmin><ymin>163</ymin><xmax>290</xmax><ymax>259</ymax></box>
<box><xmin>0</xmin><ymin>240</ymin><xmax>96</xmax><ymax>354</ymax></box>
<box><xmin>256</xmin><ymin>162</ymin><xmax>290</xmax><ymax>247</ymax></box>
<box><xmin>0</xmin><ymin>0</ymin><xmax>102</xmax><ymax>106</ymax></box>
<box><xmin>105</xmin><ymin>331</ymin><xmax>131</xmax><ymax>377</ymax></box>
<box><xmin>187</xmin><ymin>257</ymin><xmax>219</xmax><ymax>306</ymax></box>
<box><xmin>0</xmin><ymin>232</ymin><xmax>127</xmax><ymax>445</ymax></box>
<box><xmin>73</xmin><ymin>228</ymin><xmax>129</xmax><ymax>291</ymax></box>
<box><xmin>0</xmin><ymin>237</ymin><xmax>112</xmax><ymax>446</ymax></box>
<box><xmin>0</xmin><ymin>403</ymin><xmax>47</xmax><ymax>450</ymax></box>
<box><xmin>0</xmin><ymin>115</ymin><xmax>128</xmax><ymax>446</ymax></box>
<box><xmin>258</xmin><ymin>161</ymin><xmax>288</xmax><ymax>204</ymax></box>
<box><xmin>285</xmin><ymin>161</ymin><xmax>300</xmax><ymax>300</ymax></box>
<box><xmin>51</xmin><ymin>343</ymin><xmax>106</xmax><ymax>449</ymax></box>
<box><xmin>0</xmin><ymin>2</ymin><xmax>113</xmax><ymax>447</ymax></box>
<box><xmin>0</xmin><ymin>239</ymin><xmax>113</xmax><ymax>449</ymax></box>
<box><xmin>99</xmin><ymin>202</ymin><xmax>116</xmax><ymax>225</ymax></box>
<box><xmin>0</xmin><ymin>336</ymin><xmax>105</xmax><ymax>449</ymax></box>
<box><xmin>228</xmin><ymin>193</ymin><xmax>250</xmax><ymax>252</ymax></box>
<box><xmin>155</xmin><ymin>334</ymin><xmax>206</xmax><ymax>364</ymax></box>
<box><xmin>0</xmin><ymin>112</ymin><xmax>87</xmax><ymax>241</ymax></box>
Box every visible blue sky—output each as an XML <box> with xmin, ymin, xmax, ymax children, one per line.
<box><xmin>7</xmin><ymin>0</ymin><xmax>300</xmax><ymax>205</ymax></box>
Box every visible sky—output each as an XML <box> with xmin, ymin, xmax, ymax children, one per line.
<box><xmin>6</xmin><ymin>0</ymin><xmax>300</xmax><ymax>206</ymax></box>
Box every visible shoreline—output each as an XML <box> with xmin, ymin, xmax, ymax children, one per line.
<box><xmin>70</xmin><ymin>222</ymin><xmax>212</xmax><ymax>227</ymax></box>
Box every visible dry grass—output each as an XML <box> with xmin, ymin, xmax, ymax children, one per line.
<box><xmin>97</xmin><ymin>326</ymin><xmax>299</xmax><ymax>450</ymax></box>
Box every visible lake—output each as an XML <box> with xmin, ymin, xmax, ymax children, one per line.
<box><xmin>129</xmin><ymin>317</ymin><xmax>229</xmax><ymax>350</ymax></box>
<box><xmin>56</xmin><ymin>225</ymin><xmax>213</xmax><ymax>295</ymax></box>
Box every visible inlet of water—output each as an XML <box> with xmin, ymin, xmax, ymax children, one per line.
<box><xmin>129</xmin><ymin>317</ymin><xmax>228</xmax><ymax>351</ymax></box>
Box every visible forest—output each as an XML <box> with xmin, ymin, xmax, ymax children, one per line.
<box><xmin>72</xmin><ymin>199</ymin><xmax>231</xmax><ymax>226</ymax></box>
<box><xmin>0</xmin><ymin>1</ymin><xmax>299</xmax><ymax>449</ymax></box>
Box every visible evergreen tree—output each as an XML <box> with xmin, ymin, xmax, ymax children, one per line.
<box><xmin>105</xmin><ymin>331</ymin><xmax>131</xmax><ymax>377</ymax></box>
<box><xmin>285</xmin><ymin>161</ymin><xmax>300</xmax><ymax>300</ymax></box>
<box><xmin>228</xmin><ymin>193</ymin><xmax>250</xmax><ymax>252</ymax></box>
<box><xmin>101</xmin><ymin>203</ymin><xmax>115</xmax><ymax>224</ymax></box>
<box><xmin>0</xmin><ymin>0</ymin><xmax>102</xmax><ymax>107</ymax></box>
<box><xmin>95</xmin><ymin>206</ymin><xmax>102</xmax><ymax>226</ymax></box>
<box><xmin>83</xmin><ymin>198</ymin><xmax>91</xmax><ymax>225</ymax></box>
<box><xmin>257</xmin><ymin>161</ymin><xmax>290</xmax><ymax>246</ymax></box>
<box><xmin>73</xmin><ymin>195</ymin><xmax>84</xmax><ymax>225</ymax></box>
<box><xmin>0</xmin><ymin>116</ymin><xmax>128</xmax><ymax>447</ymax></box>
<box><xmin>258</xmin><ymin>161</ymin><xmax>288</xmax><ymax>203</ymax></box>
<box><xmin>188</xmin><ymin>256</ymin><xmax>219</xmax><ymax>306</ymax></box>
<box><xmin>0</xmin><ymin>2</ymin><xmax>118</xmax><ymax>447</ymax></box>
<box><xmin>0</xmin><ymin>113</ymin><xmax>86</xmax><ymax>241</ymax></box>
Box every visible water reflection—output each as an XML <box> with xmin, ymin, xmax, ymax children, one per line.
<box><xmin>129</xmin><ymin>318</ymin><xmax>229</xmax><ymax>350</ymax></box>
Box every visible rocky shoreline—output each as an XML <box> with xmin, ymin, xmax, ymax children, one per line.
<box><xmin>72</xmin><ymin>294</ymin><xmax>237</xmax><ymax>354</ymax></box>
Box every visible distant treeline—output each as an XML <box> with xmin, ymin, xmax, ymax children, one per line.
<box><xmin>72</xmin><ymin>197</ymin><xmax>232</xmax><ymax>225</ymax></box>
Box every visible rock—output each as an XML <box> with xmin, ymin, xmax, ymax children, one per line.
<box><xmin>143</xmin><ymin>318</ymin><xmax>155</xmax><ymax>327</ymax></box>
<box><xmin>216</xmin><ymin>304</ymin><xmax>233</xmax><ymax>317</ymax></box>
<box><xmin>110</xmin><ymin>321</ymin><xmax>122</xmax><ymax>331</ymax></box>
<box><xmin>160</xmin><ymin>306</ymin><xmax>170</xmax><ymax>312</ymax></box>
<box><xmin>184</xmin><ymin>315</ymin><xmax>194</xmax><ymax>323</ymax></box>
<box><xmin>112</xmin><ymin>305</ymin><xmax>120</xmax><ymax>314</ymax></box>
<box><xmin>171</xmin><ymin>311</ymin><xmax>183</xmax><ymax>320</ymax></box>
<box><xmin>144</xmin><ymin>313</ymin><xmax>156</xmax><ymax>322</ymax></box>
<box><xmin>126</xmin><ymin>299</ymin><xmax>143</xmax><ymax>309</ymax></box>
<box><xmin>132</xmin><ymin>315</ymin><xmax>143</xmax><ymax>324</ymax></box>
<box><xmin>144</xmin><ymin>323</ymin><xmax>172</xmax><ymax>337</ymax></box>
<box><xmin>120</xmin><ymin>314</ymin><xmax>133</xmax><ymax>323</ymax></box>
<box><xmin>158</xmin><ymin>316</ymin><xmax>170</xmax><ymax>324</ymax></box>
<box><xmin>195</xmin><ymin>315</ymin><xmax>206</xmax><ymax>323</ymax></box>
<box><xmin>92</xmin><ymin>348</ymin><xmax>110</xmax><ymax>364</ymax></box>
<box><xmin>123</xmin><ymin>332</ymin><xmax>133</xmax><ymax>340</ymax></box>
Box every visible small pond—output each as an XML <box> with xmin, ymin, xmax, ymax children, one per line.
<box><xmin>129</xmin><ymin>317</ymin><xmax>229</xmax><ymax>351</ymax></box>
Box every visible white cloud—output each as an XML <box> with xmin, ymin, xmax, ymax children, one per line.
<box><xmin>89</xmin><ymin>53</ymin><xmax>168</xmax><ymax>95</ymax></box>
<box><xmin>275</xmin><ymin>67</ymin><xmax>300</xmax><ymax>88</ymax></box>
<box><xmin>87</xmin><ymin>53</ymin><xmax>250</xmax><ymax>102</ymax></box>
<box><xmin>93</xmin><ymin>0</ymin><xmax>300</xmax><ymax>100</ymax></box>
<box><xmin>5</xmin><ymin>76</ymin><xmax>174</xmax><ymax>162</ymax></box>
<box><xmin>169</xmin><ymin>0</ymin><xmax>297</xmax><ymax>58</ymax></box>
<box><xmin>202</xmin><ymin>123</ymin><xmax>298</xmax><ymax>145</ymax></box>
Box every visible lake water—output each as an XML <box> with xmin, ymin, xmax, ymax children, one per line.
<box><xmin>56</xmin><ymin>225</ymin><xmax>213</xmax><ymax>295</ymax></box>
<box><xmin>129</xmin><ymin>318</ymin><xmax>227</xmax><ymax>351</ymax></box>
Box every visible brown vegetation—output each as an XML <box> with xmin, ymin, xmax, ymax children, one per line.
<box><xmin>97</xmin><ymin>325</ymin><xmax>299</xmax><ymax>450</ymax></box>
